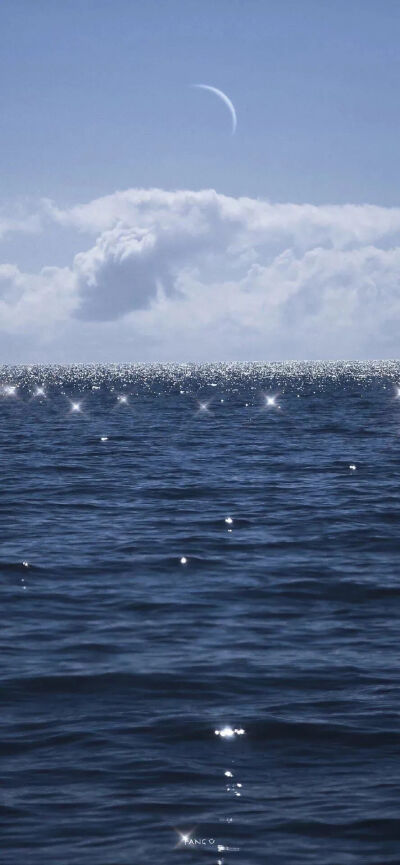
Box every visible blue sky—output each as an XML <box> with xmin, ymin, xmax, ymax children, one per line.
<box><xmin>1</xmin><ymin>1</ymin><xmax>400</xmax><ymax>361</ymax></box>
<box><xmin>2</xmin><ymin>0</ymin><xmax>400</xmax><ymax>206</ymax></box>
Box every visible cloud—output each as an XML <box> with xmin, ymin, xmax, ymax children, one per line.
<box><xmin>0</xmin><ymin>263</ymin><xmax>75</xmax><ymax>333</ymax></box>
<box><xmin>2</xmin><ymin>187</ymin><xmax>400</xmax><ymax>359</ymax></box>
<box><xmin>0</xmin><ymin>203</ymin><xmax>43</xmax><ymax>240</ymax></box>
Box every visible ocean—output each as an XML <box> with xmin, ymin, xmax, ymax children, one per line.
<box><xmin>2</xmin><ymin>361</ymin><xmax>400</xmax><ymax>865</ymax></box>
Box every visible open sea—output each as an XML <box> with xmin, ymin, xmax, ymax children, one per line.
<box><xmin>2</xmin><ymin>361</ymin><xmax>400</xmax><ymax>865</ymax></box>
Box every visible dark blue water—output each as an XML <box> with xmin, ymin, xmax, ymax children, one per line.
<box><xmin>2</xmin><ymin>362</ymin><xmax>400</xmax><ymax>865</ymax></box>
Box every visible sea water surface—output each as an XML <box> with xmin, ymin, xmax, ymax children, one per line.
<box><xmin>2</xmin><ymin>361</ymin><xmax>400</xmax><ymax>865</ymax></box>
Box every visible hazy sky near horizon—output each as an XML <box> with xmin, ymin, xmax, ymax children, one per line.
<box><xmin>2</xmin><ymin>0</ymin><xmax>400</xmax><ymax>361</ymax></box>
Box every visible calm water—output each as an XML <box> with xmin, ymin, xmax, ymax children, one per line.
<box><xmin>2</xmin><ymin>362</ymin><xmax>400</xmax><ymax>865</ymax></box>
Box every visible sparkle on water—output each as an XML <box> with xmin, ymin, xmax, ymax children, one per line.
<box><xmin>176</xmin><ymin>830</ymin><xmax>197</xmax><ymax>849</ymax></box>
<box><xmin>2</xmin><ymin>360</ymin><xmax>400</xmax><ymax>406</ymax></box>
<box><xmin>3</xmin><ymin>384</ymin><xmax>17</xmax><ymax>396</ymax></box>
<box><xmin>215</xmin><ymin>726</ymin><xmax>245</xmax><ymax>738</ymax></box>
<box><xmin>180</xmin><ymin>556</ymin><xmax>187</xmax><ymax>565</ymax></box>
<box><xmin>225</xmin><ymin>516</ymin><xmax>233</xmax><ymax>525</ymax></box>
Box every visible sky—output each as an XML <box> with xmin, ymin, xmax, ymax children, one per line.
<box><xmin>1</xmin><ymin>0</ymin><xmax>400</xmax><ymax>361</ymax></box>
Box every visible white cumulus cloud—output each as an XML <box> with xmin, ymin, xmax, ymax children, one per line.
<box><xmin>1</xmin><ymin>187</ymin><xmax>400</xmax><ymax>360</ymax></box>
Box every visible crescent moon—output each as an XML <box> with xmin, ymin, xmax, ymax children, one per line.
<box><xmin>193</xmin><ymin>84</ymin><xmax>237</xmax><ymax>135</ymax></box>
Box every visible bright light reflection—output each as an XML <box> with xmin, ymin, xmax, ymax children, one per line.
<box><xmin>117</xmin><ymin>395</ymin><xmax>128</xmax><ymax>404</ymax></box>
<box><xmin>196</xmin><ymin>400</ymin><xmax>211</xmax><ymax>413</ymax></box>
<box><xmin>3</xmin><ymin>385</ymin><xmax>17</xmax><ymax>397</ymax></box>
<box><xmin>175</xmin><ymin>830</ymin><xmax>194</xmax><ymax>848</ymax></box>
<box><xmin>215</xmin><ymin>726</ymin><xmax>245</xmax><ymax>738</ymax></box>
<box><xmin>34</xmin><ymin>386</ymin><xmax>45</xmax><ymax>397</ymax></box>
<box><xmin>265</xmin><ymin>395</ymin><xmax>276</xmax><ymax>407</ymax></box>
<box><xmin>71</xmin><ymin>402</ymin><xmax>81</xmax><ymax>412</ymax></box>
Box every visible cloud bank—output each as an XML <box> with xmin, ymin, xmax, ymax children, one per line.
<box><xmin>2</xmin><ymin>188</ymin><xmax>400</xmax><ymax>360</ymax></box>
